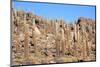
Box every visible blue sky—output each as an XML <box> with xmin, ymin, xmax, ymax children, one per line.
<box><xmin>12</xmin><ymin>1</ymin><xmax>96</xmax><ymax>23</ymax></box>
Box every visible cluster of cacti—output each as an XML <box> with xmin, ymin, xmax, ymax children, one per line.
<box><xmin>11</xmin><ymin>9</ymin><xmax>96</xmax><ymax>66</ymax></box>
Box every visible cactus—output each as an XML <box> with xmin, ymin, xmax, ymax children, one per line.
<box><xmin>24</xmin><ymin>24</ymin><xmax>29</xmax><ymax>63</ymax></box>
<box><xmin>61</xmin><ymin>27</ymin><xmax>65</xmax><ymax>56</ymax></box>
<box><xmin>56</xmin><ymin>38</ymin><xmax>60</xmax><ymax>57</ymax></box>
<box><xmin>66</xmin><ymin>24</ymin><xmax>71</xmax><ymax>54</ymax></box>
<box><xmin>73</xmin><ymin>24</ymin><xmax>78</xmax><ymax>57</ymax></box>
<box><xmin>23</xmin><ymin>14</ymin><xmax>30</xmax><ymax>63</ymax></box>
<box><xmin>32</xmin><ymin>18</ymin><xmax>38</xmax><ymax>56</ymax></box>
<box><xmin>55</xmin><ymin>22</ymin><xmax>60</xmax><ymax>57</ymax></box>
<box><xmin>81</xmin><ymin>25</ymin><xmax>87</xmax><ymax>60</ymax></box>
<box><xmin>76</xmin><ymin>24</ymin><xmax>81</xmax><ymax>57</ymax></box>
<box><xmin>85</xmin><ymin>29</ymin><xmax>90</xmax><ymax>57</ymax></box>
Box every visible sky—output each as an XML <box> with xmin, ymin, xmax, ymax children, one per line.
<box><xmin>12</xmin><ymin>1</ymin><xmax>96</xmax><ymax>23</ymax></box>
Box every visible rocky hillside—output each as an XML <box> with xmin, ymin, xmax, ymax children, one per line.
<box><xmin>11</xmin><ymin>9</ymin><xmax>96</xmax><ymax>66</ymax></box>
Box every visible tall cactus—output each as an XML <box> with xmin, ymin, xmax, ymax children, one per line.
<box><xmin>66</xmin><ymin>24</ymin><xmax>71</xmax><ymax>54</ymax></box>
<box><xmin>85</xmin><ymin>29</ymin><xmax>89</xmax><ymax>57</ymax></box>
<box><xmin>61</xmin><ymin>24</ymin><xmax>65</xmax><ymax>56</ymax></box>
<box><xmin>23</xmin><ymin>14</ymin><xmax>30</xmax><ymax>63</ymax></box>
<box><xmin>82</xmin><ymin>25</ymin><xmax>87</xmax><ymax>60</ymax></box>
<box><xmin>73</xmin><ymin>24</ymin><xmax>78</xmax><ymax>57</ymax></box>
<box><xmin>24</xmin><ymin>24</ymin><xmax>30</xmax><ymax>63</ymax></box>
<box><xmin>32</xmin><ymin>18</ymin><xmax>37</xmax><ymax>56</ymax></box>
<box><xmin>76</xmin><ymin>24</ymin><xmax>80</xmax><ymax>57</ymax></box>
<box><xmin>55</xmin><ymin>22</ymin><xmax>60</xmax><ymax>57</ymax></box>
